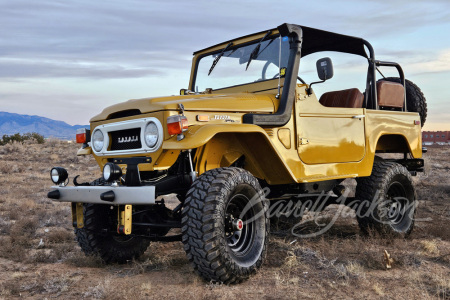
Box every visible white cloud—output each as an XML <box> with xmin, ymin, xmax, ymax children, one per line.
<box><xmin>0</xmin><ymin>0</ymin><xmax>449</xmax><ymax>126</ymax></box>
<box><xmin>408</xmin><ymin>49</ymin><xmax>450</xmax><ymax>74</ymax></box>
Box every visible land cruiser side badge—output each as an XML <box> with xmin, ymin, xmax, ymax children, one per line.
<box><xmin>214</xmin><ymin>115</ymin><xmax>231</xmax><ymax>120</ymax></box>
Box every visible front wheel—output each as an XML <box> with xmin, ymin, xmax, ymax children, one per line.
<box><xmin>181</xmin><ymin>167</ymin><xmax>269</xmax><ymax>283</ymax></box>
<box><xmin>75</xmin><ymin>204</ymin><xmax>150</xmax><ymax>263</ymax></box>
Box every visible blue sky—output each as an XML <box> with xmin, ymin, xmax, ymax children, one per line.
<box><xmin>0</xmin><ymin>0</ymin><xmax>449</xmax><ymax>130</ymax></box>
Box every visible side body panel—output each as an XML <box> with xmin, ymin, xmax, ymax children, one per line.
<box><xmin>88</xmin><ymin>86</ymin><xmax>421</xmax><ymax>185</ymax></box>
<box><xmin>296</xmin><ymin>88</ymin><xmax>366</xmax><ymax>164</ymax></box>
<box><xmin>291</xmin><ymin>85</ymin><xmax>421</xmax><ymax>182</ymax></box>
<box><xmin>163</xmin><ymin>85</ymin><xmax>421</xmax><ymax>184</ymax></box>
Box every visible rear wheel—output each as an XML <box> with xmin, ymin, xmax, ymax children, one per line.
<box><xmin>181</xmin><ymin>167</ymin><xmax>269</xmax><ymax>283</ymax></box>
<box><xmin>356</xmin><ymin>161</ymin><xmax>416</xmax><ymax>237</ymax></box>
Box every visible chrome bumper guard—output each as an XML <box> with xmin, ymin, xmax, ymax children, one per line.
<box><xmin>48</xmin><ymin>185</ymin><xmax>156</xmax><ymax>205</ymax></box>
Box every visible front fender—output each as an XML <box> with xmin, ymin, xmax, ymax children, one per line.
<box><xmin>162</xmin><ymin>124</ymin><xmax>297</xmax><ymax>185</ymax></box>
<box><xmin>162</xmin><ymin>124</ymin><xmax>268</xmax><ymax>149</ymax></box>
<box><xmin>77</xmin><ymin>146</ymin><xmax>92</xmax><ymax>156</ymax></box>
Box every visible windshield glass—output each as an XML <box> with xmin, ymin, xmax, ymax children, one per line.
<box><xmin>194</xmin><ymin>36</ymin><xmax>290</xmax><ymax>92</ymax></box>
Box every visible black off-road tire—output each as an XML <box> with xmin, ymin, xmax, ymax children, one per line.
<box><xmin>75</xmin><ymin>204</ymin><xmax>150</xmax><ymax>263</ymax></box>
<box><xmin>181</xmin><ymin>167</ymin><xmax>269</xmax><ymax>283</ymax></box>
<box><xmin>380</xmin><ymin>77</ymin><xmax>427</xmax><ymax>126</ymax></box>
<box><xmin>356</xmin><ymin>160</ymin><xmax>417</xmax><ymax>237</ymax></box>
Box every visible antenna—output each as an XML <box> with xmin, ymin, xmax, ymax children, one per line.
<box><xmin>277</xmin><ymin>36</ymin><xmax>282</xmax><ymax>98</ymax></box>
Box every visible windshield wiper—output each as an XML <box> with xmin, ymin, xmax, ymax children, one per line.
<box><xmin>245</xmin><ymin>30</ymin><xmax>272</xmax><ymax>71</ymax></box>
<box><xmin>208</xmin><ymin>42</ymin><xmax>233</xmax><ymax>76</ymax></box>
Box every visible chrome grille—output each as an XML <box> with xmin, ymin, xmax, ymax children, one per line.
<box><xmin>110</xmin><ymin>128</ymin><xmax>141</xmax><ymax>151</ymax></box>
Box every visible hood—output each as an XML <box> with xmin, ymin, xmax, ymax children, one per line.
<box><xmin>90</xmin><ymin>93</ymin><xmax>277</xmax><ymax>122</ymax></box>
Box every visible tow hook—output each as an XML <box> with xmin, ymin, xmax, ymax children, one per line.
<box><xmin>73</xmin><ymin>175</ymin><xmax>90</xmax><ymax>186</ymax></box>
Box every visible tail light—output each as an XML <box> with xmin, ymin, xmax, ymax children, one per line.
<box><xmin>167</xmin><ymin>115</ymin><xmax>188</xmax><ymax>135</ymax></box>
<box><xmin>76</xmin><ymin>128</ymin><xmax>90</xmax><ymax>144</ymax></box>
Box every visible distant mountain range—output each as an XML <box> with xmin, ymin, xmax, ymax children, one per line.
<box><xmin>0</xmin><ymin>111</ymin><xmax>89</xmax><ymax>140</ymax></box>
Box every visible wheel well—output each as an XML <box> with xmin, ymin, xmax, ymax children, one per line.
<box><xmin>375</xmin><ymin>134</ymin><xmax>411</xmax><ymax>153</ymax></box>
<box><xmin>193</xmin><ymin>132</ymin><xmax>295</xmax><ymax>185</ymax></box>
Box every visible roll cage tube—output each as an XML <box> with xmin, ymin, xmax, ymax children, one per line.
<box><xmin>362</xmin><ymin>41</ymin><xmax>406</xmax><ymax>111</ymax></box>
<box><xmin>363</xmin><ymin>40</ymin><xmax>377</xmax><ymax>110</ymax></box>
<box><xmin>243</xmin><ymin>23</ymin><xmax>302</xmax><ymax>126</ymax></box>
<box><xmin>375</xmin><ymin>60</ymin><xmax>407</xmax><ymax>111</ymax></box>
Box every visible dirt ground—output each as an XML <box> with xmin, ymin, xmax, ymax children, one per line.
<box><xmin>0</xmin><ymin>140</ymin><xmax>448</xmax><ymax>299</ymax></box>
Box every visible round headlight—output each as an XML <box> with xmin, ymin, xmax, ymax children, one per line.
<box><xmin>50</xmin><ymin>167</ymin><xmax>68</xmax><ymax>185</ymax></box>
<box><xmin>144</xmin><ymin>121</ymin><xmax>159</xmax><ymax>148</ymax></box>
<box><xmin>92</xmin><ymin>129</ymin><xmax>104</xmax><ymax>152</ymax></box>
<box><xmin>103</xmin><ymin>163</ymin><xmax>111</xmax><ymax>181</ymax></box>
<box><xmin>103</xmin><ymin>163</ymin><xmax>122</xmax><ymax>182</ymax></box>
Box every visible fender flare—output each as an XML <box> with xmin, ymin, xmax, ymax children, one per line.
<box><xmin>162</xmin><ymin>124</ymin><xmax>297</xmax><ymax>184</ymax></box>
<box><xmin>163</xmin><ymin>124</ymin><xmax>268</xmax><ymax>149</ymax></box>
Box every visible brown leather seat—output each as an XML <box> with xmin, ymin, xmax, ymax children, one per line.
<box><xmin>377</xmin><ymin>80</ymin><xmax>404</xmax><ymax>109</ymax></box>
<box><xmin>319</xmin><ymin>88</ymin><xmax>364</xmax><ymax>108</ymax></box>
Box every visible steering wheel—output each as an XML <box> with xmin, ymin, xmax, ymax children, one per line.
<box><xmin>262</xmin><ymin>61</ymin><xmax>307</xmax><ymax>84</ymax></box>
<box><xmin>262</xmin><ymin>61</ymin><xmax>283</xmax><ymax>80</ymax></box>
<box><xmin>261</xmin><ymin>61</ymin><xmax>271</xmax><ymax>80</ymax></box>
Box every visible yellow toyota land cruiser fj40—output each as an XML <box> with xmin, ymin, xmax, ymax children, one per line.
<box><xmin>48</xmin><ymin>23</ymin><xmax>427</xmax><ymax>283</ymax></box>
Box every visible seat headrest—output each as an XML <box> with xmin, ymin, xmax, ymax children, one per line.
<box><xmin>319</xmin><ymin>88</ymin><xmax>364</xmax><ymax>108</ymax></box>
<box><xmin>377</xmin><ymin>81</ymin><xmax>404</xmax><ymax>108</ymax></box>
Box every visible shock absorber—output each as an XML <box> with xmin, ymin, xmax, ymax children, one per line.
<box><xmin>187</xmin><ymin>149</ymin><xmax>197</xmax><ymax>182</ymax></box>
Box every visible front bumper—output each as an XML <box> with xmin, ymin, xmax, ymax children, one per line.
<box><xmin>48</xmin><ymin>185</ymin><xmax>156</xmax><ymax>205</ymax></box>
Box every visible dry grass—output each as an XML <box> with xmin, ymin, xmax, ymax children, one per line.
<box><xmin>420</xmin><ymin>240</ymin><xmax>440</xmax><ymax>256</ymax></box>
<box><xmin>0</xmin><ymin>141</ymin><xmax>448</xmax><ymax>299</ymax></box>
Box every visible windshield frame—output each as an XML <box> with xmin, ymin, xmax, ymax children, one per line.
<box><xmin>190</xmin><ymin>33</ymin><xmax>285</xmax><ymax>92</ymax></box>
<box><xmin>188</xmin><ymin>23</ymin><xmax>384</xmax><ymax>126</ymax></box>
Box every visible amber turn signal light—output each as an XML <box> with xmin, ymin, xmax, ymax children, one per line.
<box><xmin>196</xmin><ymin>115</ymin><xmax>210</xmax><ymax>122</ymax></box>
<box><xmin>167</xmin><ymin>115</ymin><xmax>188</xmax><ymax>135</ymax></box>
<box><xmin>76</xmin><ymin>128</ymin><xmax>90</xmax><ymax>144</ymax></box>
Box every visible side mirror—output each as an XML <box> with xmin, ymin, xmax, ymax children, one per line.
<box><xmin>306</xmin><ymin>57</ymin><xmax>334</xmax><ymax>95</ymax></box>
<box><xmin>316</xmin><ymin>57</ymin><xmax>333</xmax><ymax>81</ymax></box>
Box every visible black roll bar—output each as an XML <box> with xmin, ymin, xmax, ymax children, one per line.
<box><xmin>374</xmin><ymin>60</ymin><xmax>407</xmax><ymax>111</ymax></box>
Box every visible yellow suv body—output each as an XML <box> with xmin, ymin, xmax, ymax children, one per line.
<box><xmin>48</xmin><ymin>23</ymin><xmax>425</xmax><ymax>283</ymax></box>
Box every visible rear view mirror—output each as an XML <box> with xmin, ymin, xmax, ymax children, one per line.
<box><xmin>316</xmin><ymin>57</ymin><xmax>333</xmax><ymax>81</ymax></box>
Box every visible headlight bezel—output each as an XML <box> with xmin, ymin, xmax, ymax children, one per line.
<box><xmin>91</xmin><ymin>118</ymin><xmax>163</xmax><ymax>156</ymax></box>
<box><xmin>92</xmin><ymin>129</ymin><xmax>105</xmax><ymax>152</ymax></box>
<box><xmin>144</xmin><ymin>121</ymin><xmax>159</xmax><ymax>148</ymax></box>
